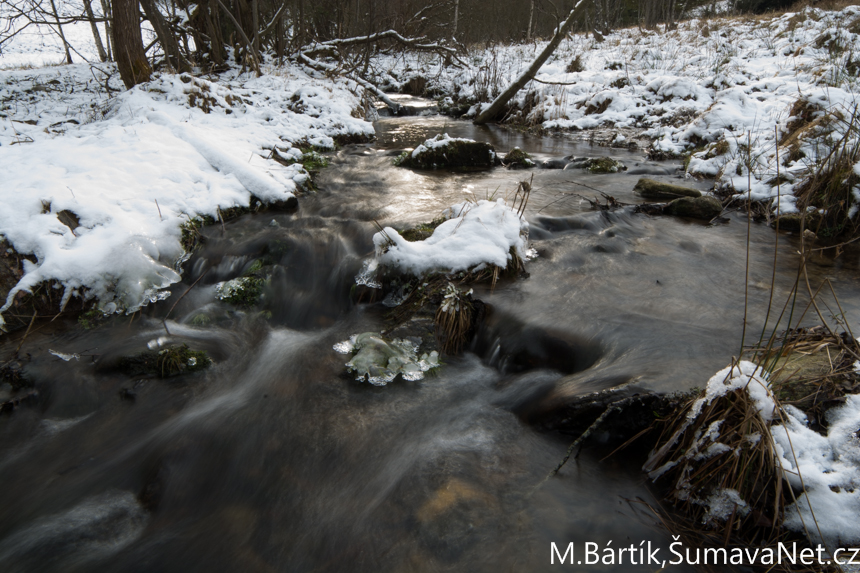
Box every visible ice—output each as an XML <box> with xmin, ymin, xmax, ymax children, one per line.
<box><xmin>48</xmin><ymin>349</ymin><xmax>79</xmax><ymax>361</ymax></box>
<box><xmin>334</xmin><ymin>332</ymin><xmax>439</xmax><ymax>385</ymax></box>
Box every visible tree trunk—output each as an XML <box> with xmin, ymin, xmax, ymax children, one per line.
<box><xmin>473</xmin><ymin>0</ymin><xmax>588</xmax><ymax>125</ymax></box>
<box><xmin>100</xmin><ymin>0</ymin><xmax>114</xmax><ymax>60</ymax></box>
<box><xmin>113</xmin><ymin>0</ymin><xmax>152</xmax><ymax>88</ymax></box>
<box><xmin>49</xmin><ymin>0</ymin><xmax>73</xmax><ymax>64</ymax></box>
<box><xmin>252</xmin><ymin>0</ymin><xmax>259</xmax><ymax>53</ymax></box>
<box><xmin>452</xmin><ymin>0</ymin><xmax>459</xmax><ymax>39</ymax></box>
<box><xmin>139</xmin><ymin>0</ymin><xmax>191</xmax><ymax>71</ymax></box>
<box><xmin>83</xmin><ymin>0</ymin><xmax>108</xmax><ymax>61</ymax></box>
<box><xmin>527</xmin><ymin>0</ymin><xmax>534</xmax><ymax>40</ymax></box>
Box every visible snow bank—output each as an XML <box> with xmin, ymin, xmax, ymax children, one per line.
<box><xmin>773</xmin><ymin>396</ymin><xmax>860</xmax><ymax>546</ymax></box>
<box><xmin>686</xmin><ymin>361</ymin><xmax>860</xmax><ymax>547</ymax></box>
<box><xmin>372</xmin><ymin>199</ymin><xmax>528</xmax><ymax>277</ymax></box>
<box><xmin>0</xmin><ymin>64</ymin><xmax>374</xmax><ymax>329</ymax></box>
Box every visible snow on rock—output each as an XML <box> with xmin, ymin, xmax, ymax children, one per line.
<box><xmin>372</xmin><ymin>199</ymin><xmax>528</xmax><ymax>277</ymax></box>
<box><xmin>773</xmin><ymin>396</ymin><xmax>860</xmax><ymax>547</ymax></box>
<box><xmin>0</xmin><ymin>63</ymin><xmax>374</xmax><ymax>329</ymax></box>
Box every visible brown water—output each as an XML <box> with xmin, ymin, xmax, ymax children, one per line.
<box><xmin>1</xmin><ymin>103</ymin><xmax>859</xmax><ymax>572</ymax></box>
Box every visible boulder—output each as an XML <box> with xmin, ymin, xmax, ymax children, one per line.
<box><xmin>541</xmin><ymin>158</ymin><xmax>569</xmax><ymax>169</ymax></box>
<box><xmin>396</xmin><ymin>134</ymin><xmax>498</xmax><ymax>170</ymax></box>
<box><xmin>564</xmin><ymin>156</ymin><xmax>627</xmax><ymax>173</ymax></box>
<box><xmin>771</xmin><ymin>211</ymin><xmax>823</xmax><ymax>232</ymax></box>
<box><xmin>665</xmin><ymin>196</ymin><xmax>722</xmax><ymax>220</ymax></box>
<box><xmin>634</xmin><ymin>178</ymin><xmax>701</xmax><ymax>200</ymax></box>
<box><xmin>502</xmin><ymin>147</ymin><xmax>535</xmax><ymax>169</ymax></box>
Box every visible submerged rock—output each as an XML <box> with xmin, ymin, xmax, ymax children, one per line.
<box><xmin>541</xmin><ymin>158</ymin><xmax>569</xmax><ymax>169</ymax></box>
<box><xmin>333</xmin><ymin>332</ymin><xmax>439</xmax><ymax>385</ymax></box>
<box><xmin>665</xmin><ymin>196</ymin><xmax>722</xmax><ymax>220</ymax></box>
<box><xmin>634</xmin><ymin>177</ymin><xmax>701</xmax><ymax>200</ymax></box>
<box><xmin>564</xmin><ymin>156</ymin><xmax>627</xmax><ymax>173</ymax></box>
<box><xmin>771</xmin><ymin>211</ymin><xmax>823</xmax><ymax>232</ymax></box>
<box><xmin>502</xmin><ymin>147</ymin><xmax>535</xmax><ymax>169</ymax></box>
<box><xmin>395</xmin><ymin>133</ymin><xmax>498</xmax><ymax>170</ymax></box>
<box><xmin>119</xmin><ymin>344</ymin><xmax>211</xmax><ymax>378</ymax></box>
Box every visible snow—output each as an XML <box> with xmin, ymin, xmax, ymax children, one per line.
<box><xmin>0</xmin><ymin>62</ymin><xmax>374</xmax><ymax>329</ymax></box>
<box><xmin>773</xmin><ymin>396</ymin><xmax>860</xmax><ymax>547</ymax></box>
<box><xmin>376</xmin><ymin>6</ymin><xmax>860</xmax><ymax>216</ymax></box>
<box><xmin>688</xmin><ymin>360</ymin><xmax>777</xmax><ymax>422</ymax></box>
<box><xmin>411</xmin><ymin>132</ymin><xmax>479</xmax><ymax>158</ymax></box>
<box><xmin>372</xmin><ymin>199</ymin><xmax>529</xmax><ymax>277</ymax></box>
<box><xmin>701</xmin><ymin>488</ymin><xmax>750</xmax><ymax>523</ymax></box>
<box><xmin>680</xmin><ymin>360</ymin><xmax>860</xmax><ymax>548</ymax></box>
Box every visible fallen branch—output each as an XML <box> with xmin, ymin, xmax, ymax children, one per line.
<box><xmin>298</xmin><ymin>53</ymin><xmax>401</xmax><ymax>114</ymax></box>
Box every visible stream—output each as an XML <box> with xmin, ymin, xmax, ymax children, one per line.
<box><xmin>2</xmin><ymin>95</ymin><xmax>860</xmax><ymax>572</ymax></box>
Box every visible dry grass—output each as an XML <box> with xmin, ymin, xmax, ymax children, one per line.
<box><xmin>793</xmin><ymin>105</ymin><xmax>860</xmax><ymax>239</ymax></box>
<box><xmin>644</xmin><ymin>369</ymin><xmax>787</xmax><ymax>550</ymax></box>
<box><xmin>434</xmin><ymin>283</ymin><xmax>473</xmax><ymax>355</ymax></box>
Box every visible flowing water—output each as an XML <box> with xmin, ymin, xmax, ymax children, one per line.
<box><xmin>2</xmin><ymin>97</ymin><xmax>860</xmax><ymax>572</ymax></box>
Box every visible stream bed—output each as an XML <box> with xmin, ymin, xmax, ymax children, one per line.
<box><xmin>2</xmin><ymin>98</ymin><xmax>860</xmax><ymax>572</ymax></box>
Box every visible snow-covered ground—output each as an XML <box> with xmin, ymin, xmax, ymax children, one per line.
<box><xmin>1</xmin><ymin>46</ymin><xmax>373</xmax><ymax>329</ymax></box>
<box><xmin>377</xmin><ymin>6</ymin><xmax>860</xmax><ymax>215</ymax></box>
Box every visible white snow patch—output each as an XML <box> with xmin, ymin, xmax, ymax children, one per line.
<box><xmin>372</xmin><ymin>199</ymin><xmax>529</xmax><ymax>277</ymax></box>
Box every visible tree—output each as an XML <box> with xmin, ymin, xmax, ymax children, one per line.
<box><xmin>473</xmin><ymin>0</ymin><xmax>588</xmax><ymax>125</ymax></box>
<box><xmin>113</xmin><ymin>0</ymin><xmax>151</xmax><ymax>88</ymax></box>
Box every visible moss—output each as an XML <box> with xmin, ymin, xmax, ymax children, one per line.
<box><xmin>180</xmin><ymin>217</ymin><xmax>208</xmax><ymax>253</ymax></box>
<box><xmin>565</xmin><ymin>156</ymin><xmax>627</xmax><ymax>173</ymax></box>
<box><xmin>502</xmin><ymin>147</ymin><xmax>535</xmax><ymax>169</ymax></box>
<box><xmin>78</xmin><ymin>307</ymin><xmax>105</xmax><ymax>330</ymax></box>
<box><xmin>216</xmin><ymin>276</ymin><xmax>264</xmax><ymax>307</ymax></box>
<box><xmin>393</xmin><ymin>151</ymin><xmax>410</xmax><ymax>166</ymax></box>
<box><xmin>400</xmin><ymin>217</ymin><xmax>448</xmax><ymax>242</ymax></box>
<box><xmin>244</xmin><ymin>259</ymin><xmax>264</xmax><ymax>276</ymax></box>
<box><xmin>299</xmin><ymin>150</ymin><xmax>330</xmax><ymax>171</ymax></box>
<box><xmin>634</xmin><ymin>178</ymin><xmax>701</xmax><ymax>200</ymax></box>
<box><xmin>119</xmin><ymin>344</ymin><xmax>211</xmax><ymax>378</ymax></box>
<box><xmin>664</xmin><ymin>196</ymin><xmax>722</xmax><ymax>220</ymax></box>
<box><xmin>189</xmin><ymin>313</ymin><xmax>212</xmax><ymax>326</ymax></box>
<box><xmin>586</xmin><ymin>157</ymin><xmax>625</xmax><ymax>173</ymax></box>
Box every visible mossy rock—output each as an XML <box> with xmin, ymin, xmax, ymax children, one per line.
<box><xmin>398</xmin><ymin>136</ymin><xmax>498</xmax><ymax>170</ymax></box>
<box><xmin>216</xmin><ymin>276</ymin><xmax>265</xmax><ymax>307</ymax></box>
<box><xmin>634</xmin><ymin>178</ymin><xmax>701</xmax><ymax>200</ymax></box>
<box><xmin>399</xmin><ymin>217</ymin><xmax>447</xmax><ymax>242</ymax></box>
<box><xmin>78</xmin><ymin>307</ymin><xmax>106</xmax><ymax>330</ymax></box>
<box><xmin>564</xmin><ymin>156</ymin><xmax>627</xmax><ymax>173</ymax></box>
<box><xmin>664</xmin><ymin>196</ymin><xmax>722</xmax><ymax>220</ymax></box>
<box><xmin>119</xmin><ymin>344</ymin><xmax>211</xmax><ymax>378</ymax></box>
<box><xmin>771</xmin><ymin>211</ymin><xmax>823</xmax><ymax>233</ymax></box>
<box><xmin>503</xmin><ymin>147</ymin><xmax>535</xmax><ymax>169</ymax></box>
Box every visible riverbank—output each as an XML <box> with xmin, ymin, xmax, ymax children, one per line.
<box><xmin>377</xmin><ymin>5</ymin><xmax>860</xmax><ymax>230</ymax></box>
<box><xmin>0</xmin><ymin>62</ymin><xmax>375</xmax><ymax>330</ymax></box>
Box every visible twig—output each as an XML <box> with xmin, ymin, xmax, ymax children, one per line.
<box><xmin>164</xmin><ymin>268</ymin><xmax>210</xmax><ymax>323</ymax></box>
<box><xmin>532</xmin><ymin>395</ymin><xmax>639</xmax><ymax>495</ymax></box>
<box><xmin>13</xmin><ymin>309</ymin><xmax>38</xmax><ymax>357</ymax></box>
